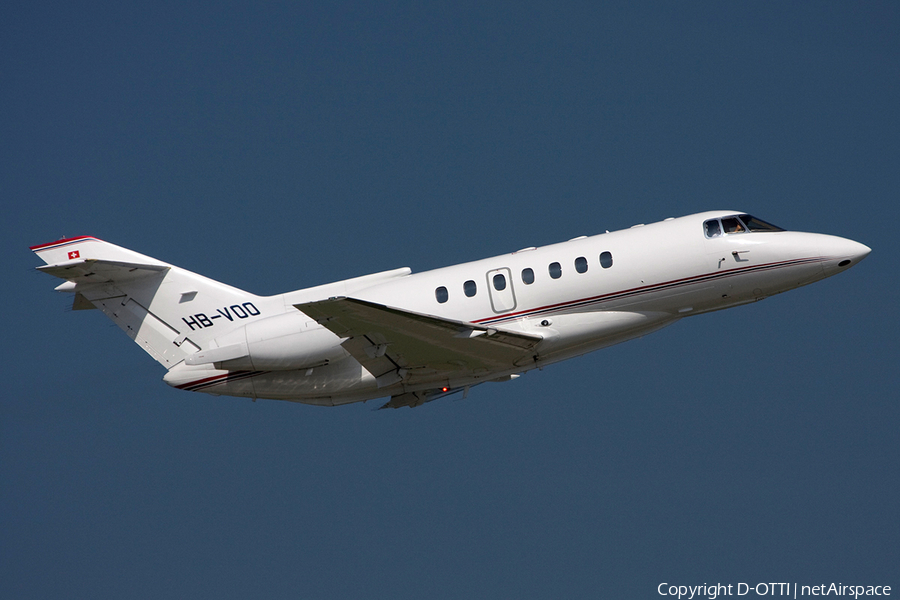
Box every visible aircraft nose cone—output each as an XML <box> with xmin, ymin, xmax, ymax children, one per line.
<box><xmin>821</xmin><ymin>235</ymin><xmax>871</xmax><ymax>276</ymax></box>
<box><xmin>850</xmin><ymin>240</ymin><xmax>872</xmax><ymax>262</ymax></box>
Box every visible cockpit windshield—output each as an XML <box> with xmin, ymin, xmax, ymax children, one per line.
<box><xmin>703</xmin><ymin>214</ymin><xmax>784</xmax><ymax>238</ymax></box>
<box><xmin>739</xmin><ymin>214</ymin><xmax>784</xmax><ymax>232</ymax></box>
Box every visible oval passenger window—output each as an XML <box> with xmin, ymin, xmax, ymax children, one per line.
<box><xmin>575</xmin><ymin>256</ymin><xmax>588</xmax><ymax>273</ymax></box>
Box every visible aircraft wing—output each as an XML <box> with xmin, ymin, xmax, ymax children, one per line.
<box><xmin>295</xmin><ymin>297</ymin><xmax>540</xmax><ymax>387</ymax></box>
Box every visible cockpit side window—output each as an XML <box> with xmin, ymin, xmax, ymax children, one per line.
<box><xmin>706</xmin><ymin>214</ymin><xmax>784</xmax><ymax>238</ymax></box>
<box><xmin>722</xmin><ymin>217</ymin><xmax>746</xmax><ymax>234</ymax></box>
<box><xmin>704</xmin><ymin>219</ymin><xmax>722</xmax><ymax>238</ymax></box>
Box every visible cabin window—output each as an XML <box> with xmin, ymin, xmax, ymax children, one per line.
<box><xmin>549</xmin><ymin>262</ymin><xmax>562</xmax><ymax>279</ymax></box>
<box><xmin>599</xmin><ymin>251</ymin><xmax>613</xmax><ymax>269</ymax></box>
<box><xmin>464</xmin><ymin>280</ymin><xmax>477</xmax><ymax>297</ymax></box>
<box><xmin>522</xmin><ymin>268</ymin><xmax>535</xmax><ymax>284</ymax></box>
<box><xmin>493</xmin><ymin>273</ymin><xmax>507</xmax><ymax>291</ymax></box>
<box><xmin>575</xmin><ymin>256</ymin><xmax>588</xmax><ymax>273</ymax></box>
<box><xmin>435</xmin><ymin>286</ymin><xmax>448</xmax><ymax>303</ymax></box>
<box><xmin>704</xmin><ymin>219</ymin><xmax>722</xmax><ymax>238</ymax></box>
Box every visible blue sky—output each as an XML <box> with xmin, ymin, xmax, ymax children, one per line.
<box><xmin>3</xmin><ymin>2</ymin><xmax>898</xmax><ymax>598</ymax></box>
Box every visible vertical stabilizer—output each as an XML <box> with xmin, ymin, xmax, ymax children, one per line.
<box><xmin>31</xmin><ymin>237</ymin><xmax>277</xmax><ymax>369</ymax></box>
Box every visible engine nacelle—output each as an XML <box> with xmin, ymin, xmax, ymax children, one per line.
<box><xmin>185</xmin><ymin>311</ymin><xmax>348</xmax><ymax>371</ymax></box>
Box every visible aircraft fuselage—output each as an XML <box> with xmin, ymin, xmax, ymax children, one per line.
<box><xmin>32</xmin><ymin>211</ymin><xmax>870</xmax><ymax>408</ymax></box>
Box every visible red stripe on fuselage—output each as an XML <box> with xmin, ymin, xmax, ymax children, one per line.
<box><xmin>177</xmin><ymin>370</ymin><xmax>268</xmax><ymax>392</ymax></box>
<box><xmin>473</xmin><ymin>256</ymin><xmax>825</xmax><ymax>325</ymax></box>
<box><xmin>175</xmin><ymin>372</ymin><xmax>233</xmax><ymax>390</ymax></box>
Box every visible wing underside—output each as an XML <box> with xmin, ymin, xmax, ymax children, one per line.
<box><xmin>295</xmin><ymin>297</ymin><xmax>541</xmax><ymax>390</ymax></box>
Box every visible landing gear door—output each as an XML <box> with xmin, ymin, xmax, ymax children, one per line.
<box><xmin>486</xmin><ymin>268</ymin><xmax>517</xmax><ymax>313</ymax></box>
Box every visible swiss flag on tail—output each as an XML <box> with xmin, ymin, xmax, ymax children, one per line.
<box><xmin>68</xmin><ymin>250</ymin><xmax>80</xmax><ymax>260</ymax></box>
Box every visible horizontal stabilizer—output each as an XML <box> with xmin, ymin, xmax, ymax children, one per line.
<box><xmin>37</xmin><ymin>258</ymin><xmax>169</xmax><ymax>285</ymax></box>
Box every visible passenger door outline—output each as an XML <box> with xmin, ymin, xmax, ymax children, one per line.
<box><xmin>486</xmin><ymin>267</ymin><xmax>517</xmax><ymax>313</ymax></box>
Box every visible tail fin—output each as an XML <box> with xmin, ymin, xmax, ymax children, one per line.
<box><xmin>31</xmin><ymin>236</ymin><xmax>273</xmax><ymax>369</ymax></box>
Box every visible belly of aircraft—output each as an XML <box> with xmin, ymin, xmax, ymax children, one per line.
<box><xmin>164</xmin><ymin>356</ymin><xmax>381</xmax><ymax>405</ymax></box>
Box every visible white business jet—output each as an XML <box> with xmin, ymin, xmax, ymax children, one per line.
<box><xmin>32</xmin><ymin>211</ymin><xmax>870</xmax><ymax>408</ymax></box>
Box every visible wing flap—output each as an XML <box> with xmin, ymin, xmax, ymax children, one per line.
<box><xmin>295</xmin><ymin>297</ymin><xmax>540</xmax><ymax>383</ymax></box>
